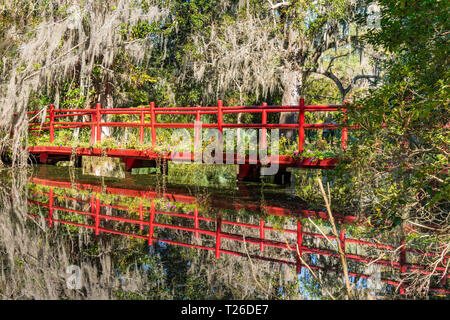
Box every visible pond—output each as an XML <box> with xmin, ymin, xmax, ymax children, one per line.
<box><xmin>0</xmin><ymin>164</ymin><xmax>448</xmax><ymax>299</ymax></box>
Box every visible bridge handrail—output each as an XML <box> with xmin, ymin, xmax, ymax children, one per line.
<box><xmin>26</xmin><ymin>99</ymin><xmax>351</xmax><ymax>152</ymax></box>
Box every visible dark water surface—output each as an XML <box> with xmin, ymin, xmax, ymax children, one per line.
<box><xmin>0</xmin><ymin>165</ymin><xmax>448</xmax><ymax>299</ymax></box>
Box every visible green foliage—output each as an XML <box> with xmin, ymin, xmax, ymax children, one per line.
<box><xmin>338</xmin><ymin>0</ymin><xmax>449</xmax><ymax>228</ymax></box>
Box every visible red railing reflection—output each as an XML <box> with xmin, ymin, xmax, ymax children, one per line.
<box><xmin>28</xmin><ymin>179</ymin><xmax>449</xmax><ymax>295</ymax></box>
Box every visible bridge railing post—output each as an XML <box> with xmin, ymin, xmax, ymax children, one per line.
<box><xmin>139</xmin><ymin>106</ymin><xmax>145</xmax><ymax>145</ymax></box>
<box><xmin>260</xmin><ymin>218</ymin><xmax>265</xmax><ymax>252</ymax></box>
<box><xmin>194</xmin><ymin>208</ymin><xmax>199</xmax><ymax>238</ymax></box>
<box><xmin>298</xmin><ymin>98</ymin><xmax>305</xmax><ymax>153</ymax></box>
<box><xmin>150</xmin><ymin>102</ymin><xmax>156</xmax><ymax>149</ymax></box>
<box><xmin>218</xmin><ymin>100</ymin><xmax>223</xmax><ymax>135</ymax></box>
<box><xmin>49</xmin><ymin>104</ymin><xmax>55</xmax><ymax>143</ymax></box>
<box><xmin>90</xmin><ymin>194</ymin><xmax>96</xmax><ymax>224</ymax></box>
<box><xmin>340</xmin><ymin>225</ymin><xmax>346</xmax><ymax>253</ymax></box>
<box><xmin>217</xmin><ymin>100</ymin><xmax>223</xmax><ymax>152</ymax></box>
<box><xmin>194</xmin><ymin>105</ymin><xmax>201</xmax><ymax>149</ymax></box>
<box><xmin>296</xmin><ymin>219</ymin><xmax>303</xmax><ymax>274</ymax></box>
<box><xmin>441</xmin><ymin>257</ymin><xmax>448</xmax><ymax>286</ymax></box>
<box><xmin>261</xmin><ymin>103</ymin><xmax>268</xmax><ymax>151</ymax></box>
<box><xmin>95</xmin><ymin>196</ymin><xmax>100</xmax><ymax>235</ymax></box>
<box><xmin>148</xmin><ymin>200</ymin><xmax>156</xmax><ymax>245</ymax></box>
<box><xmin>90</xmin><ymin>107</ymin><xmax>96</xmax><ymax>143</ymax></box>
<box><xmin>341</xmin><ymin>110</ymin><xmax>348</xmax><ymax>151</ymax></box>
<box><xmin>139</xmin><ymin>200</ymin><xmax>144</xmax><ymax>230</ymax></box>
<box><xmin>96</xmin><ymin>103</ymin><xmax>101</xmax><ymax>143</ymax></box>
<box><xmin>399</xmin><ymin>238</ymin><xmax>407</xmax><ymax>295</ymax></box>
<box><xmin>216</xmin><ymin>215</ymin><xmax>222</xmax><ymax>258</ymax></box>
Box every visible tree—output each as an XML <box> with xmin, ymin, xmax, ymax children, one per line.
<box><xmin>0</xmin><ymin>0</ymin><xmax>167</xmax><ymax>166</ymax></box>
<box><xmin>176</xmin><ymin>0</ymin><xmax>368</xmax><ymax>138</ymax></box>
<box><xmin>340</xmin><ymin>0</ymin><xmax>449</xmax><ymax>297</ymax></box>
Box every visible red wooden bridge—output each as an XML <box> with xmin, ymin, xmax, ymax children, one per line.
<box><xmin>27</xmin><ymin>99</ymin><xmax>350</xmax><ymax>180</ymax></box>
<box><xmin>28</xmin><ymin>176</ymin><xmax>450</xmax><ymax>296</ymax></box>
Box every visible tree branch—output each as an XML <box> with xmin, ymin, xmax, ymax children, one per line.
<box><xmin>266</xmin><ymin>0</ymin><xmax>291</xmax><ymax>10</ymax></box>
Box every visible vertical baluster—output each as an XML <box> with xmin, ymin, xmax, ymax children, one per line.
<box><xmin>216</xmin><ymin>215</ymin><xmax>222</xmax><ymax>258</ymax></box>
<box><xmin>90</xmin><ymin>106</ymin><xmax>96</xmax><ymax>143</ymax></box>
<box><xmin>400</xmin><ymin>239</ymin><xmax>407</xmax><ymax>295</ymax></box>
<box><xmin>150</xmin><ymin>102</ymin><xmax>156</xmax><ymax>149</ymax></box>
<box><xmin>90</xmin><ymin>194</ymin><xmax>95</xmax><ymax>224</ymax></box>
<box><xmin>261</xmin><ymin>103</ymin><xmax>268</xmax><ymax>151</ymax></box>
<box><xmin>441</xmin><ymin>256</ymin><xmax>448</xmax><ymax>286</ymax></box>
<box><xmin>96</xmin><ymin>103</ymin><xmax>101</xmax><ymax>142</ymax></box>
<box><xmin>49</xmin><ymin>104</ymin><xmax>55</xmax><ymax>143</ymax></box>
<box><xmin>194</xmin><ymin>105</ymin><xmax>202</xmax><ymax>163</ymax></box>
<box><xmin>296</xmin><ymin>219</ymin><xmax>303</xmax><ymax>274</ymax></box>
<box><xmin>195</xmin><ymin>105</ymin><xmax>201</xmax><ymax>147</ymax></box>
<box><xmin>298</xmin><ymin>98</ymin><xmax>305</xmax><ymax>153</ymax></box>
<box><xmin>139</xmin><ymin>200</ymin><xmax>144</xmax><ymax>230</ymax></box>
<box><xmin>217</xmin><ymin>100</ymin><xmax>223</xmax><ymax>154</ymax></box>
<box><xmin>217</xmin><ymin>100</ymin><xmax>223</xmax><ymax>134</ymax></box>
<box><xmin>340</xmin><ymin>225</ymin><xmax>346</xmax><ymax>253</ymax></box>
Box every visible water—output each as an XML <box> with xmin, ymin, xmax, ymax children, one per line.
<box><xmin>0</xmin><ymin>165</ymin><xmax>448</xmax><ymax>299</ymax></box>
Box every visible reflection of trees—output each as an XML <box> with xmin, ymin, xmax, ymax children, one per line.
<box><xmin>0</xmin><ymin>171</ymin><xmax>165</xmax><ymax>299</ymax></box>
<box><xmin>0</xmin><ymin>172</ymin><xmax>300</xmax><ymax>299</ymax></box>
<box><xmin>1</xmin><ymin>171</ymin><xmax>447</xmax><ymax>300</ymax></box>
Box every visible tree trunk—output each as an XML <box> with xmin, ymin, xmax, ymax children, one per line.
<box><xmin>279</xmin><ymin>70</ymin><xmax>302</xmax><ymax>141</ymax></box>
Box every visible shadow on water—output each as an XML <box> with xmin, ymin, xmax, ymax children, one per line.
<box><xmin>0</xmin><ymin>165</ymin><xmax>448</xmax><ymax>300</ymax></box>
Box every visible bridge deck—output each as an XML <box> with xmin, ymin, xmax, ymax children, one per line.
<box><xmin>29</xmin><ymin>145</ymin><xmax>339</xmax><ymax>169</ymax></box>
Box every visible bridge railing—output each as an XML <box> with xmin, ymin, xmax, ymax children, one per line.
<box><xmin>27</xmin><ymin>181</ymin><xmax>450</xmax><ymax>295</ymax></box>
<box><xmin>27</xmin><ymin>99</ymin><xmax>351</xmax><ymax>153</ymax></box>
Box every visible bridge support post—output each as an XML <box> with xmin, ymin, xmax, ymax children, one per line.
<box><xmin>148</xmin><ymin>200</ymin><xmax>155</xmax><ymax>246</ymax></box>
<box><xmin>261</xmin><ymin>103</ymin><xmax>268</xmax><ymax>150</ymax></box>
<box><xmin>399</xmin><ymin>237</ymin><xmax>407</xmax><ymax>295</ymax></box>
<box><xmin>96</xmin><ymin>103</ymin><xmax>102</xmax><ymax>142</ymax></box>
<box><xmin>122</xmin><ymin>157</ymin><xmax>143</xmax><ymax>172</ymax></box>
<box><xmin>273</xmin><ymin>167</ymin><xmax>291</xmax><ymax>185</ymax></box>
<box><xmin>150</xmin><ymin>102</ymin><xmax>156</xmax><ymax>149</ymax></box>
<box><xmin>40</xmin><ymin>152</ymin><xmax>48</xmax><ymax>164</ymax></box>
<box><xmin>342</xmin><ymin>110</ymin><xmax>348</xmax><ymax>151</ymax></box>
<box><xmin>74</xmin><ymin>155</ymin><xmax>82</xmax><ymax>168</ymax></box>
<box><xmin>237</xmin><ymin>164</ymin><xmax>260</xmax><ymax>182</ymax></box>
<box><xmin>49</xmin><ymin>104</ymin><xmax>55</xmax><ymax>143</ymax></box>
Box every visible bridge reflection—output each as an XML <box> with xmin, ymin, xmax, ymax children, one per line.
<box><xmin>27</xmin><ymin>175</ymin><xmax>449</xmax><ymax>296</ymax></box>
